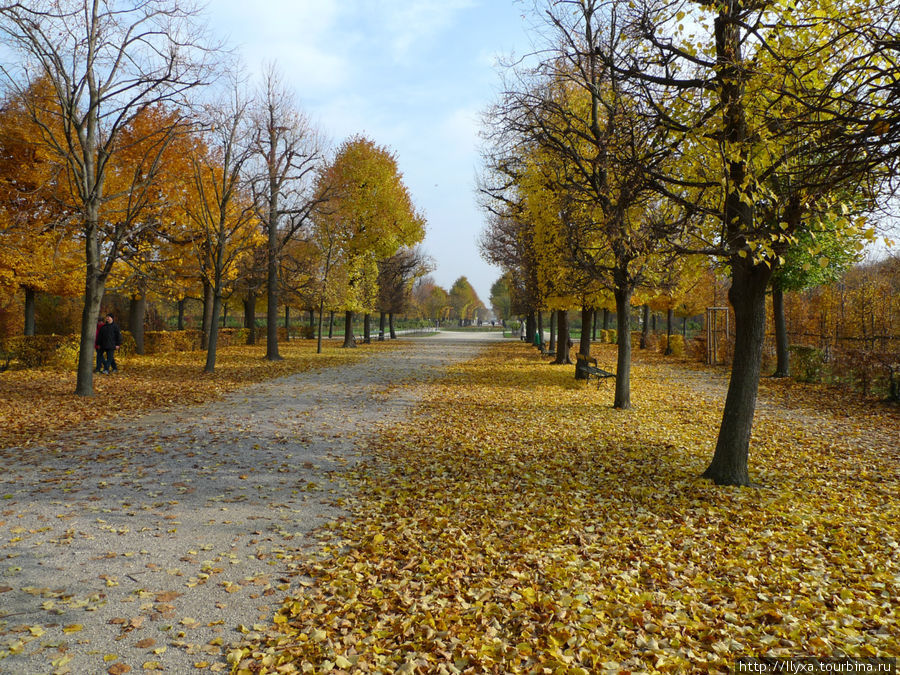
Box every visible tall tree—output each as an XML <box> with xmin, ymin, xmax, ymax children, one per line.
<box><xmin>183</xmin><ymin>85</ymin><xmax>261</xmax><ymax>373</ymax></box>
<box><xmin>313</xmin><ymin>136</ymin><xmax>426</xmax><ymax>348</ymax></box>
<box><xmin>608</xmin><ymin>0</ymin><xmax>900</xmax><ymax>483</ymax></box>
<box><xmin>249</xmin><ymin>66</ymin><xmax>324</xmax><ymax>361</ymax></box>
<box><xmin>0</xmin><ymin>0</ymin><xmax>216</xmax><ymax>395</ymax></box>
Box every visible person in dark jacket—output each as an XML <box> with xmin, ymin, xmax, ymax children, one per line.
<box><xmin>96</xmin><ymin>314</ymin><xmax>122</xmax><ymax>374</ymax></box>
<box><xmin>94</xmin><ymin>317</ymin><xmax>106</xmax><ymax>373</ymax></box>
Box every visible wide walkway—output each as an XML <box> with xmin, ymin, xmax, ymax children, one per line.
<box><xmin>0</xmin><ymin>332</ymin><xmax>501</xmax><ymax>674</ymax></box>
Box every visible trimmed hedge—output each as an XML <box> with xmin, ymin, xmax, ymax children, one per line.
<box><xmin>144</xmin><ymin>330</ymin><xmax>202</xmax><ymax>354</ymax></box>
<box><xmin>658</xmin><ymin>334</ymin><xmax>686</xmax><ymax>357</ymax></box>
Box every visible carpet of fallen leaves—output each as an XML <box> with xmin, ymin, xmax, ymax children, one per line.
<box><xmin>0</xmin><ymin>340</ymin><xmax>399</xmax><ymax>450</ymax></box>
<box><xmin>233</xmin><ymin>342</ymin><xmax>899</xmax><ymax>674</ymax></box>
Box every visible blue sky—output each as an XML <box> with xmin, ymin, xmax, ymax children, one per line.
<box><xmin>208</xmin><ymin>0</ymin><xmax>536</xmax><ymax>306</ymax></box>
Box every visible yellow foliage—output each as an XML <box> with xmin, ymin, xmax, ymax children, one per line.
<box><xmin>241</xmin><ymin>342</ymin><xmax>899</xmax><ymax>673</ymax></box>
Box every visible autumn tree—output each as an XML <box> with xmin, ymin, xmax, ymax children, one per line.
<box><xmin>0</xmin><ymin>0</ymin><xmax>216</xmax><ymax>395</ymax></box>
<box><xmin>249</xmin><ymin>66</ymin><xmax>324</xmax><ymax>361</ymax></box>
<box><xmin>604</xmin><ymin>0</ymin><xmax>900</xmax><ymax>483</ymax></box>
<box><xmin>376</xmin><ymin>247</ymin><xmax>431</xmax><ymax>338</ymax></box>
<box><xmin>313</xmin><ymin>136</ymin><xmax>425</xmax><ymax>348</ymax></box>
<box><xmin>0</xmin><ymin>78</ymin><xmax>81</xmax><ymax>333</ymax></box>
<box><xmin>489</xmin><ymin>1</ymin><xmax>673</xmax><ymax>405</ymax></box>
<box><xmin>184</xmin><ymin>85</ymin><xmax>261</xmax><ymax>372</ymax></box>
<box><xmin>449</xmin><ymin>276</ymin><xmax>486</xmax><ymax>325</ymax></box>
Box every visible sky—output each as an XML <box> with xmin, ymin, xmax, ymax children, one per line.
<box><xmin>207</xmin><ymin>0</ymin><xmax>537</xmax><ymax>307</ymax></box>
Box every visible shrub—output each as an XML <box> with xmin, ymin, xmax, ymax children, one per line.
<box><xmin>790</xmin><ymin>345</ymin><xmax>826</xmax><ymax>383</ymax></box>
<box><xmin>296</xmin><ymin>325</ymin><xmax>315</xmax><ymax>339</ymax></box>
<box><xmin>658</xmin><ymin>334</ymin><xmax>686</xmax><ymax>357</ymax></box>
<box><xmin>144</xmin><ymin>330</ymin><xmax>202</xmax><ymax>354</ymax></box>
<box><xmin>606</xmin><ymin>329</ymin><xmax>617</xmax><ymax>344</ymax></box>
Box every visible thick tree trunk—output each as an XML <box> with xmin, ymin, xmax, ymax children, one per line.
<box><xmin>640</xmin><ymin>304</ymin><xmax>650</xmax><ymax>349</ymax></box>
<box><xmin>128</xmin><ymin>293</ymin><xmax>146</xmax><ymax>355</ymax></box>
<box><xmin>613</xmin><ymin>284</ymin><xmax>633</xmax><ymax>409</ymax></box>
<box><xmin>772</xmin><ymin>279</ymin><xmax>789</xmax><ymax>377</ymax></box>
<box><xmin>525</xmin><ymin>312</ymin><xmax>536</xmax><ymax>343</ymax></box>
<box><xmin>666</xmin><ymin>308</ymin><xmax>674</xmax><ymax>355</ymax></box>
<box><xmin>592</xmin><ymin>308</ymin><xmax>598</xmax><ymax>341</ymax></box>
<box><xmin>363</xmin><ymin>314</ymin><xmax>371</xmax><ymax>343</ymax></box>
<box><xmin>603</xmin><ymin>308</ymin><xmax>610</xmax><ymax>331</ymax></box>
<box><xmin>389</xmin><ymin>312</ymin><xmax>396</xmax><ymax>339</ymax></box>
<box><xmin>580</xmin><ymin>307</ymin><xmax>593</xmax><ymax>357</ymax></box>
<box><xmin>328</xmin><ymin>311</ymin><xmax>334</xmax><ymax>339</ymax></box>
<box><xmin>243</xmin><ymin>293</ymin><xmax>257</xmax><ymax>345</ymax></box>
<box><xmin>379</xmin><ymin>311</ymin><xmax>386</xmax><ymax>340</ymax></box>
<box><xmin>703</xmin><ymin>260</ymin><xmax>772</xmax><ymax>486</ymax></box>
<box><xmin>554</xmin><ymin>310</ymin><xmax>571</xmax><ymax>365</ymax></box>
<box><xmin>76</xmin><ymin>218</ymin><xmax>105</xmax><ymax>396</ymax></box>
<box><xmin>548</xmin><ymin>310</ymin><xmax>557</xmax><ymax>354</ymax></box>
<box><xmin>24</xmin><ymin>287</ymin><xmax>35</xmax><ymax>336</ymax></box>
<box><xmin>285</xmin><ymin>306</ymin><xmax>291</xmax><ymax>341</ymax></box>
<box><xmin>201</xmin><ymin>279</ymin><xmax>213</xmax><ymax>350</ymax></box>
<box><xmin>342</xmin><ymin>310</ymin><xmax>357</xmax><ymax>348</ymax></box>
<box><xmin>177</xmin><ymin>298</ymin><xmax>185</xmax><ymax>331</ymax></box>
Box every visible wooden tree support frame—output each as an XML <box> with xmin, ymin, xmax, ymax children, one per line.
<box><xmin>706</xmin><ymin>307</ymin><xmax>730</xmax><ymax>366</ymax></box>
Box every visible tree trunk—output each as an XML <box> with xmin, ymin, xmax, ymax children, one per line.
<box><xmin>177</xmin><ymin>298</ymin><xmax>185</xmax><ymax>331</ymax></box>
<box><xmin>128</xmin><ymin>293</ymin><xmax>146</xmax><ymax>355</ymax></box>
<box><xmin>328</xmin><ymin>311</ymin><xmax>334</xmax><ymax>339</ymax></box>
<box><xmin>580</xmin><ymin>307</ymin><xmax>593</xmax><ymax>357</ymax></box>
<box><xmin>363</xmin><ymin>314</ymin><xmax>371</xmax><ymax>343</ymax></box>
<box><xmin>554</xmin><ymin>310</ymin><xmax>571</xmax><ymax>365</ymax></box>
<box><xmin>703</xmin><ymin>259</ymin><xmax>772</xmax><ymax>486</ymax></box>
<box><xmin>24</xmin><ymin>287</ymin><xmax>36</xmax><ymax>336</ymax></box>
<box><xmin>666</xmin><ymin>308</ymin><xmax>674</xmax><ymax>355</ymax></box>
<box><xmin>640</xmin><ymin>304</ymin><xmax>650</xmax><ymax>349</ymax></box>
<box><xmin>285</xmin><ymin>306</ymin><xmax>291</xmax><ymax>341</ymax></box>
<box><xmin>613</xmin><ymin>284</ymin><xmax>633</xmax><ymax>409</ymax></box>
<box><xmin>317</xmin><ymin>300</ymin><xmax>325</xmax><ymax>354</ymax></box>
<box><xmin>342</xmin><ymin>310</ymin><xmax>357</xmax><ymax>348</ymax></box>
<box><xmin>205</xmin><ymin>292</ymin><xmax>222</xmax><ymax>372</ymax></box>
<box><xmin>201</xmin><ymin>279</ymin><xmax>213</xmax><ymax>350</ymax></box>
<box><xmin>683</xmin><ymin>315</ymin><xmax>687</xmax><ymax>338</ymax></box>
<box><xmin>603</xmin><ymin>308</ymin><xmax>610</xmax><ymax>330</ymax></box>
<box><xmin>389</xmin><ymin>313</ymin><xmax>396</xmax><ymax>339</ymax></box>
<box><xmin>592</xmin><ymin>308</ymin><xmax>598</xmax><ymax>341</ymax></box>
<box><xmin>243</xmin><ymin>292</ymin><xmax>257</xmax><ymax>345</ymax></box>
<box><xmin>308</xmin><ymin>309</ymin><xmax>315</xmax><ymax>333</ymax></box>
<box><xmin>222</xmin><ymin>303</ymin><xmax>228</xmax><ymax>327</ymax></box>
<box><xmin>525</xmin><ymin>312</ymin><xmax>536</xmax><ymax>343</ymax></box>
<box><xmin>265</xmin><ymin>206</ymin><xmax>281</xmax><ymax>359</ymax></box>
<box><xmin>548</xmin><ymin>310</ymin><xmax>557</xmax><ymax>353</ymax></box>
<box><xmin>772</xmin><ymin>278</ymin><xmax>789</xmax><ymax>377</ymax></box>
<box><xmin>379</xmin><ymin>312</ymin><xmax>386</xmax><ymax>339</ymax></box>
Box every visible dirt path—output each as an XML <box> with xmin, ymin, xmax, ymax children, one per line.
<box><xmin>0</xmin><ymin>333</ymin><xmax>500</xmax><ymax>675</ymax></box>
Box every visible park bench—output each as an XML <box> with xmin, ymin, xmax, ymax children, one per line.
<box><xmin>575</xmin><ymin>353</ymin><xmax>615</xmax><ymax>388</ymax></box>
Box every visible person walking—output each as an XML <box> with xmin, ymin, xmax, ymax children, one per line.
<box><xmin>94</xmin><ymin>317</ymin><xmax>106</xmax><ymax>373</ymax></box>
<box><xmin>96</xmin><ymin>313</ymin><xmax>122</xmax><ymax>374</ymax></box>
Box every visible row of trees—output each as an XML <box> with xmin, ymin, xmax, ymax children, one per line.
<box><xmin>0</xmin><ymin>1</ymin><xmax>428</xmax><ymax>393</ymax></box>
<box><xmin>479</xmin><ymin>0</ymin><xmax>899</xmax><ymax>485</ymax></box>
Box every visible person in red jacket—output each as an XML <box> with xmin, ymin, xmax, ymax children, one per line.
<box><xmin>96</xmin><ymin>314</ymin><xmax>122</xmax><ymax>374</ymax></box>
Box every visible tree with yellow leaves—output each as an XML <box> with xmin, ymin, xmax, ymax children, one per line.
<box><xmin>312</xmin><ymin>136</ymin><xmax>425</xmax><ymax>348</ymax></box>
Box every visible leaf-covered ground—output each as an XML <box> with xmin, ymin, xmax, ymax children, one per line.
<box><xmin>0</xmin><ymin>340</ymin><xmax>400</xmax><ymax>450</ymax></box>
<box><xmin>235</xmin><ymin>342</ymin><xmax>899</xmax><ymax>674</ymax></box>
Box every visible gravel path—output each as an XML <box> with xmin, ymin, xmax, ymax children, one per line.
<box><xmin>0</xmin><ymin>332</ymin><xmax>502</xmax><ymax>675</ymax></box>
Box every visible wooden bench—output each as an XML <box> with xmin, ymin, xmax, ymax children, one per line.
<box><xmin>575</xmin><ymin>353</ymin><xmax>615</xmax><ymax>387</ymax></box>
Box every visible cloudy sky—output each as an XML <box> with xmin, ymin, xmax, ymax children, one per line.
<box><xmin>207</xmin><ymin>0</ymin><xmax>536</xmax><ymax>306</ymax></box>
